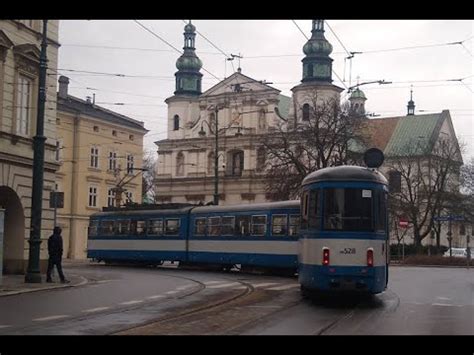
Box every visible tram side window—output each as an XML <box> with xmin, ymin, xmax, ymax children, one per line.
<box><xmin>194</xmin><ymin>218</ymin><xmax>207</xmax><ymax>235</ymax></box>
<box><xmin>308</xmin><ymin>190</ymin><xmax>321</xmax><ymax>229</ymax></box>
<box><xmin>289</xmin><ymin>215</ymin><xmax>300</xmax><ymax>236</ymax></box>
<box><xmin>148</xmin><ymin>219</ymin><xmax>163</xmax><ymax>236</ymax></box>
<box><xmin>251</xmin><ymin>215</ymin><xmax>267</xmax><ymax>236</ymax></box>
<box><xmin>88</xmin><ymin>220</ymin><xmax>99</xmax><ymax>237</ymax></box>
<box><xmin>99</xmin><ymin>220</ymin><xmax>115</xmax><ymax>236</ymax></box>
<box><xmin>130</xmin><ymin>220</ymin><xmax>146</xmax><ymax>235</ymax></box>
<box><xmin>221</xmin><ymin>216</ymin><xmax>235</xmax><ymax>236</ymax></box>
<box><xmin>375</xmin><ymin>190</ymin><xmax>387</xmax><ymax>232</ymax></box>
<box><xmin>272</xmin><ymin>215</ymin><xmax>287</xmax><ymax>236</ymax></box>
<box><xmin>301</xmin><ymin>191</ymin><xmax>309</xmax><ymax>229</ymax></box>
<box><xmin>323</xmin><ymin>188</ymin><xmax>373</xmax><ymax>231</ymax></box>
<box><xmin>116</xmin><ymin>220</ymin><xmax>130</xmax><ymax>235</ymax></box>
<box><xmin>165</xmin><ymin>218</ymin><xmax>180</xmax><ymax>236</ymax></box>
<box><xmin>208</xmin><ymin>217</ymin><xmax>221</xmax><ymax>236</ymax></box>
<box><xmin>235</xmin><ymin>215</ymin><xmax>251</xmax><ymax>236</ymax></box>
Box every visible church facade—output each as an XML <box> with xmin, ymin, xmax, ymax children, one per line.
<box><xmin>154</xmin><ymin>20</ymin><xmax>342</xmax><ymax>205</ymax></box>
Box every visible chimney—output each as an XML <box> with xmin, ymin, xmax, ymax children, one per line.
<box><xmin>58</xmin><ymin>76</ymin><xmax>69</xmax><ymax>99</ymax></box>
<box><xmin>86</xmin><ymin>96</ymin><xmax>92</xmax><ymax>105</ymax></box>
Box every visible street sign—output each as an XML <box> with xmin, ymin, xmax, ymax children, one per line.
<box><xmin>50</xmin><ymin>191</ymin><xmax>64</xmax><ymax>209</ymax></box>
<box><xmin>399</xmin><ymin>218</ymin><xmax>409</xmax><ymax>228</ymax></box>
<box><xmin>433</xmin><ymin>215</ymin><xmax>464</xmax><ymax>222</ymax></box>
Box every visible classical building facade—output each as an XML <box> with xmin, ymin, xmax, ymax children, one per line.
<box><xmin>155</xmin><ymin>20</ymin><xmax>342</xmax><ymax>205</ymax></box>
<box><xmin>55</xmin><ymin>76</ymin><xmax>148</xmax><ymax>259</ymax></box>
<box><xmin>0</xmin><ymin>20</ymin><xmax>60</xmax><ymax>273</ymax></box>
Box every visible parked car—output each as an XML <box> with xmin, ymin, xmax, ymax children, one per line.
<box><xmin>443</xmin><ymin>248</ymin><xmax>471</xmax><ymax>258</ymax></box>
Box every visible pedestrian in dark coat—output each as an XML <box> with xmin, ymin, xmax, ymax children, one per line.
<box><xmin>46</xmin><ymin>227</ymin><xmax>69</xmax><ymax>283</ymax></box>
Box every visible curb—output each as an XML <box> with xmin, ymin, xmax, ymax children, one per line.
<box><xmin>0</xmin><ymin>275</ymin><xmax>89</xmax><ymax>297</ymax></box>
<box><xmin>390</xmin><ymin>264</ymin><xmax>473</xmax><ymax>269</ymax></box>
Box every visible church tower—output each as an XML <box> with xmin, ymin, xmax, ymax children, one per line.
<box><xmin>165</xmin><ymin>21</ymin><xmax>203</xmax><ymax>140</ymax></box>
<box><xmin>174</xmin><ymin>21</ymin><xmax>203</xmax><ymax>96</ymax></box>
<box><xmin>289</xmin><ymin>20</ymin><xmax>344</xmax><ymax>124</ymax></box>
<box><xmin>407</xmin><ymin>87</ymin><xmax>415</xmax><ymax>116</ymax></box>
<box><xmin>349</xmin><ymin>87</ymin><xmax>367</xmax><ymax>117</ymax></box>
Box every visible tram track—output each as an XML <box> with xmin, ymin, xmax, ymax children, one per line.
<box><xmin>113</xmin><ymin>276</ymin><xmax>257</xmax><ymax>335</ymax></box>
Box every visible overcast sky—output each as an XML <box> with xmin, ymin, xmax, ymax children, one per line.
<box><xmin>57</xmin><ymin>20</ymin><xmax>474</xmax><ymax>161</ymax></box>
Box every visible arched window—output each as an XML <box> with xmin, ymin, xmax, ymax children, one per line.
<box><xmin>256</xmin><ymin>147</ymin><xmax>266</xmax><ymax>172</ymax></box>
<box><xmin>302</xmin><ymin>103</ymin><xmax>310</xmax><ymax>121</ymax></box>
<box><xmin>307</xmin><ymin>63</ymin><xmax>313</xmax><ymax>77</ymax></box>
<box><xmin>227</xmin><ymin>150</ymin><xmax>244</xmax><ymax>177</ymax></box>
<box><xmin>173</xmin><ymin>115</ymin><xmax>180</xmax><ymax>131</ymax></box>
<box><xmin>176</xmin><ymin>151</ymin><xmax>184</xmax><ymax>176</ymax></box>
<box><xmin>258</xmin><ymin>109</ymin><xmax>266</xmax><ymax>130</ymax></box>
<box><xmin>207</xmin><ymin>151</ymin><xmax>215</xmax><ymax>175</ymax></box>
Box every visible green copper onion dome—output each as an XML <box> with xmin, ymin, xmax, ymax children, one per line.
<box><xmin>350</xmin><ymin>87</ymin><xmax>367</xmax><ymax>100</ymax></box>
<box><xmin>301</xmin><ymin>20</ymin><xmax>334</xmax><ymax>83</ymax></box>
<box><xmin>174</xmin><ymin>21</ymin><xmax>203</xmax><ymax>96</ymax></box>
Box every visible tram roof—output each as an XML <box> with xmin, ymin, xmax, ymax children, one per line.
<box><xmin>191</xmin><ymin>200</ymin><xmax>300</xmax><ymax>214</ymax></box>
<box><xmin>90</xmin><ymin>205</ymin><xmax>195</xmax><ymax>218</ymax></box>
<box><xmin>302</xmin><ymin>166</ymin><xmax>388</xmax><ymax>186</ymax></box>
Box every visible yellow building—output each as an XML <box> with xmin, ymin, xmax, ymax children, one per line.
<box><xmin>0</xmin><ymin>20</ymin><xmax>60</xmax><ymax>274</ymax></box>
<box><xmin>55</xmin><ymin>76</ymin><xmax>148</xmax><ymax>259</ymax></box>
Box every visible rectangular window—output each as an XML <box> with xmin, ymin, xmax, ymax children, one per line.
<box><xmin>127</xmin><ymin>154</ymin><xmax>134</xmax><ymax>174</ymax></box>
<box><xmin>301</xmin><ymin>191</ymin><xmax>309</xmax><ymax>229</ymax></box>
<box><xmin>208</xmin><ymin>217</ymin><xmax>221</xmax><ymax>236</ymax></box>
<box><xmin>107</xmin><ymin>188</ymin><xmax>115</xmax><ymax>207</ymax></box>
<box><xmin>272</xmin><ymin>214</ymin><xmax>288</xmax><ymax>236</ymax></box>
<box><xmin>323</xmin><ymin>188</ymin><xmax>373</xmax><ymax>232</ymax></box>
<box><xmin>289</xmin><ymin>215</ymin><xmax>300</xmax><ymax>237</ymax></box>
<box><xmin>148</xmin><ymin>219</ymin><xmax>163</xmax><ymax>236</ymax></box>
<box><xmin>55</xmin><ymin>140</ymin><xmax>61</xmax><ymax>161</ymax></box>
<box><xmin>88</xmin><ymin>220</ymin><xmax>99</xmax><ymax>237</ymax></box>
<box><xmin>130</xmin><ymin>220</ymin><xmax>146</xmax><ymax>235</ymax></box>
<box><xmin>90</xmin><ymin>147</ymin><xmax>99</xmax><ymax>168</ymax></box>
<box><xmin>308</xmin><ymin>190</ymin><xmax>321</xmax><ymax>229</ymax></box>
<box><xmin>125</xmin><ymin>191</ymin><xmax>133</xmax><ymax>203</ymax></box>
<box><xmin>375</xmin><ymin>189</ymin><xmax>387</xmax><ymax>232</ymax></box>
<box><xmin>16</xmin><ymin>74</ymin><xmax>32</xmax><ymax>135</ymax></box>
<box><xmin>251</xmin><ymin>215</ymin><xmax>267</xmax><ymax>236</ymax></box>
<box><xmin>194</xmin><ymin>218</ymin><xmax>207</xmax><ymax>235</ymax></box>
<box><xmin>99</xmin><ymin>220</ymin><xmax>115</xmax><ymax>236</ymax></box>
<box><xmin>221</xmin><ymin>216</ymin><xmax>235</xmax><ymax>236</ymax></box>
<box><xmin>116</xmin><ymin>220</ymin><xmax>130</xmax><ymax>235</ymax></box>
<box><xmin>108</xmin><ymin>151</ymin><xmax>117</xmax><ymax>171</ymax></box>
<box><xmin>88</xmin><ymin>186</ymin><xmax>97</xmax><ymax>207</ymax></box>
<box><xmin>165</xmin><ymin>219</ymin><xmax>180</xmax><ymax>236</ymax></box>
<box><xmin>235</xmin><ymin>215</ymin><xmax>251</xmax><ymax>237</ymax></box>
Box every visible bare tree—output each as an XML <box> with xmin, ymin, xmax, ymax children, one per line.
<box><xmin>461</xmin><ymin>156</ymin><xmax>474</xmax><ymax>195</ymax></box>
<box><xmin>387</xmin><ymin>137</ymin><xmax>463</xmax><ymax>248</ymax></box>
<box><xmin>263</xmin><ymin>91</ymin><xmax>367</xmax><ymax>200</ymax></box>
<box><xmin>142</xmin><ymin>149</ymin><xmax>158</xmax><ymax>203</ymax></box>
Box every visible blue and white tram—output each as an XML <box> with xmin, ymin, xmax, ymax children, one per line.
<box><xmin>298</xmin><ymin>166</ymin><xmax>389</xmax><ymax>295</ymax></box>
<box><xmin>188</xmin><ymin>201</ymin><xmax>300</xmax><ymax>271</ymax></box>
<box><xmin>87</xmin><ymin>201</ymin><xmax>300</xmax><ymax>273</ymax></box>
<box><xmin>87</xmin><ymin>205</ymin><xmax>193</xmax><ymax>264</ymax></box>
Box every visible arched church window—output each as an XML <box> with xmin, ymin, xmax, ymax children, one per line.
<box><xmin>256</xmin><ymin>147</ymin><xmax>266</xmax><ymax>172</ymax></box>
<box><xmin>207</xmin><ymin>151</ymin><xmax>215</xmax><ymax>175</ymax></box>
<box><xmin>173</xmin><ymin>115</ymin><xmax>180</xmax><ymax>131</ymax></box>
<box><xmin>302</xmin><ymin>103</ymin><xmax>310</xmax><ymax>121</ymax></box>
<box><xmin>227</xmin><ymin>150</ymin><xmax>244</xmax><ymax>177</ymax></box>
<box><xmin>176</xmin><ymin>151</ymin><xmax>185</xmax><ymax>176</ymax></box>
<box><xmin>258</xmin><ymin>109</ymin><xmax>266</xmax><ymax>130</ymax></box>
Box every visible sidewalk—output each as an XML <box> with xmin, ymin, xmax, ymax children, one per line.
<box><xmin>0</xmin><ymin>272</ymin><xmax>88</xmax><ymax>297</ymax></box>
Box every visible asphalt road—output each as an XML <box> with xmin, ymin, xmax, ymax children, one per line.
<box><xmin>243</xmin><ymin>266</ymin><xmax>474</xmax><ymax>335</ymax></box>
<box><xmin>1</xmin><ymin>264</ymin><xmax>473</xmax><ymax>335</ymax></box>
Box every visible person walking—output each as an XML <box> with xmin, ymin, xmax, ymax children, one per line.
<box><xmin>46</xmin><ymin>227</ymin><xmax>69</xmax><ymax>283</ymax></box>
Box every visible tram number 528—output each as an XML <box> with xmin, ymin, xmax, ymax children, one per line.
<box><xmin>340</xmin><ymin>248</ymin><xmax>356</xmax><ymax>254</ymax></box>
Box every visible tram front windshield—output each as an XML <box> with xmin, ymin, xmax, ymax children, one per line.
<box><xmin>323</xmin><ymin>188</ymin><xmax>374</xmax><ymax>232</ymax></box>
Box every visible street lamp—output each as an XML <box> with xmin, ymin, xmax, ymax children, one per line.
<box><xmin>200</xmin><ymin>105</ymin><xmax>220</xmax><ymax>205</ymax></box>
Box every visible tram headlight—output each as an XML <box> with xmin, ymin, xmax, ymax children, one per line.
<box><xmin>367</xmin><ymin>248</ymin><xmax>374</xmax><ymax>267</ymax></box>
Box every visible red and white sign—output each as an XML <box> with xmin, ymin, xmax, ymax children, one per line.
<box><xmin>399</xmin><ymin>218</ymin><xmax>409</xmax><ymax>228</ymax></box>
